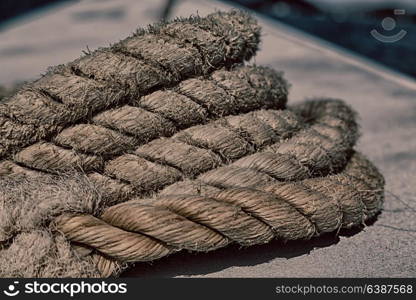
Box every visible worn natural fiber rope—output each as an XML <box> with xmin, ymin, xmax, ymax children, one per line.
<box><xmin>53</xmin><ymin>100</ymin><xmax>384</xmax><ymax>277</ymax></box>
<box><xmin>0</xmin><ymin>11</ymin><xmax>384</xmax><ymax>278</ymax></box>
<box><xmin>57</xmin><ymin>151</ymin><xmax>383</xmax><ymax>277</ymax></box>
<box><xmin>0</xmin><ymin>11</ymin><xmax>262</xmax><ymax>159</ymax></box>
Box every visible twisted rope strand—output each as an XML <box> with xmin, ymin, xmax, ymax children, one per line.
<box><xmin>30</xmin><ymin>98</ymin><xmax>354</xmax><ymax>206</ymax></box>
<box><xmin>55</xmin><ymin>151</ymin><xmax>383</xmax><ymax>277</ymax></box>
<box><xmin>0</xmin><ymin>65</ymin><xmax>288</xmax><ymax>176</ymax></box>
<box><xmin>51</xmin><ymin>97</ymin><xmax>381</xmax><ymax>277</ymax></box>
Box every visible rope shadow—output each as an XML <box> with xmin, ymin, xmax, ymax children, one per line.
<box><xmin>121</xmin><ymin>214</ymin><xmax>380</xmax><ymax>277</ymax></box>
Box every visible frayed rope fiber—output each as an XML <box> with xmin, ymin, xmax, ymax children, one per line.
<box><xmin>0</xmin><ymin>11</ymin><xmax>384</xmax><ymax>278</ymax></box>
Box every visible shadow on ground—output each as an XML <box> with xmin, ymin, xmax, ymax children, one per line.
<box><xmin>121</xmin><ymin>216</ymin><xmax>379</xmax><ymax>277</ymax></box>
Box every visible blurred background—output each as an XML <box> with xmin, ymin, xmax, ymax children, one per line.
<box><xmin>0</xmin><ymin>0</ymin><xmax>415</xmax><ymax>90</ymax></box>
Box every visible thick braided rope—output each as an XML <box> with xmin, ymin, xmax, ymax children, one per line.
<box><xmin>0</xmin><ymin>65</ymin><xmax>289</xmax><ymax>204</ymax></box>
<box><xmin>56</xmin><ymin>152</ymin><xmax>384</xmax><ymax>277</ymax></box>
<box><xmin>0</xmin><ymin>97</ymin><xmax>385</xmax><ymax>277</ymax></box>
<box><xmin>0</xmin><ymin>11</ymin><xmax>385</xmax><ymax>278</ymax></box>
<box><xmin>51</xmin><ymin>99</ymin><xmax>384</xmax><ymax>277</ymax></box>
<box><xmin>1</xmin><ymin>97</ymin><xmax>356</xmax><ymax>206</ymax></box>
<box><xmin>0</xmin><ymin>11</ymin><xmax>261</xmax><ymax>159</ymax></box>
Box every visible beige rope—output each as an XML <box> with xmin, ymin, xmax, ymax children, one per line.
<box><xmin>0</xmin><ymin>11</ymin><xmax>385</xmax><ymax>278</ymax></box>
<box><xmin>0</xmin><ymin>11</ymin><xmax>262</xmax><ymax>159</ymax></box>
<box><xmin>56</xmin><ymin>152</ymin><xmax>383</xmax><ymax>277</ymax></box>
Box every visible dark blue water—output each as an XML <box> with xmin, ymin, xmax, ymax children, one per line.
<box><xmin>227</xmin><ymin>0</ymin><xmax>416</xmax><ymax>78</ymax></box>
<box><xmin>0</xmin><ymin>0</ymin><xmax>72</xmax><ymax>25</ymax></box>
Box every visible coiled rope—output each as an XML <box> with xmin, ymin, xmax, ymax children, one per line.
<box><xmin>0</xmin><ymin>11</ymin><xmax>384</xmax><ymax>278</ymax></box>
